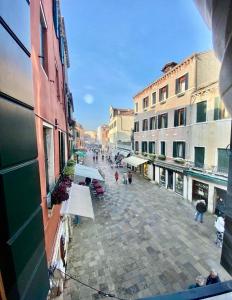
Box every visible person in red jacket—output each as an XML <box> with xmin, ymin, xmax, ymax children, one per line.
<box><xmin>114</xmin><ymin>171</ymin><xmax>119</xmax><ymax>183</ymax></box>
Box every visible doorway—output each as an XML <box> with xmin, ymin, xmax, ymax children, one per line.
<box><xmin>168</xmin><ymin>170</ymin><xmax>173</xmax><ymax>189</ymax></box>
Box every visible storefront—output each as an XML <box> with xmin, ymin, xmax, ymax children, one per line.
<box><xmin>192</xmin><ymin>180</ymin><xmax>209</xmax><ymax>204</ymax></box>
<box><xmin>175</xmin><ymin>172</ymin><xmax>184</xmax><ymax>195</ymax></box>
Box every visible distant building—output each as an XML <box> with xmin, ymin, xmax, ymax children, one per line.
<box><xmin>97</xmin><ymin>125</ymin><xmax>109</xmax><ymax>150</ymax></box>
<box><xmin>108</xmin><ymin>106</ymin><xmax>134</xmax><ymax>154</ymax></box>
<box><xmin>74</xmin><ymin>123</ymin><xmax>85</xmax><ymax>149</ymax></box>
<box><xmin>84</xmin><ymin>130</ymin><xmax>97</xmax><ymax>146</ymax></box>
<box><xmin>133</xmin><ymin>50</ymin><xmax>231</xmax><ymax>213</ymax></box>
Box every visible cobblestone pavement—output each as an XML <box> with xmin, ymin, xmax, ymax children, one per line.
<box><xmin>64</xmin><ymin>154</ymin><xmax>231</xmax><ymax>300</ymax></box>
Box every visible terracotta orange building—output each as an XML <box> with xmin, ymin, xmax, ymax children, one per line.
<box><xmin>31</xmin><ymin>0</ymin><xmax>71</xmax><ymax>265</ymax></box>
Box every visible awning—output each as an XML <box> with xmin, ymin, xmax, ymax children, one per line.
<box><xmin>61</xmin><ymin>184</ymin><xmax>94</xmax><ymax>219</ymax></box>
<box><xmin>119</xmin><ymin>150</ymin><xmax>130</xmax><ymax>157</ymax></box>
<box><xmin>75</xmin><ymin>164</ymin><xmax>104</xmax><ymax>181</ymax></box>
<box><xmin>122</xmin><ymin>156</ymin><xmax>148</xmax><ymax>167</ymax></box>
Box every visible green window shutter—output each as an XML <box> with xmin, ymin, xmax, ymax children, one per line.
<box><xmin>159</xmin><ymin>89</ymin><xmax>162</xmax><ymax>102</ymax></box>
<box><xmin>182</xmin><ymin>142</ymin><xmax>185</xmax><ymax>159</ymax></box>
<box><xmin>185</xmin><ymin>73</ymin><xmax>189</xmax><ymax>90</ymax></box>
<box><xmin>183</xmin><ymin>108</ymin><xmax>186</xmax><ymax>125</ymax></box>
<box><xmin>218</xmin><ymin>149</ymin><xmax>229</xmax><ymax>173</ymax></box>
<box><xmin>165</xmin><ymin>113</ymin><xmax>168</xmax><ymax>128</ymax></box>
<box><xmin>173</xmin><ymin>142</ymin><xmax>177</xmax><ymax>157</ymax></box>
<box><xmin>158</xmin><ymin>115</ymin><xmax>161</xmax><ymax>129</ymax></box>
<box><xmin>197</xmin><ymin>101</ymin><xmax>207</xmax><ymax>122</ymax></box>
<box><xmin>155</xmin><ymin>116</ymin><xmax>157</xmax><ymax>129</ymax></box>
<box><xmin>175</xmin><ymin>79</ymin><xmax>179</xmax><ymax>94</ymax></box>
<box><xmin>195</xmin><ymin>147</ymin><xmax>205</xmax><ymax>168</ymax></box>
<box><xmin>174</xmin><ymin>110</ymin><xmax>178</xmax><ymax>127</ymax></box>
<box><xmin>214</xmin><ymin>97</ymin><xmax>220</xmax><ymax>120</ymax></box>
<box><xmin>149</xmin><ymin>142</ymin><xmax>152</xmax><ymax>153</ymax></box>
<box><xmin>166</xmin><ymin>85</ymin><xmax>169</xmax><ymax>98</ymax></box>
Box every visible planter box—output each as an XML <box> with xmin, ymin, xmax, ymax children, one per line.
<box><xmin>158</xmin><ymin>155</ymin><xmax>166</xmax><ymax>160</ymax></box>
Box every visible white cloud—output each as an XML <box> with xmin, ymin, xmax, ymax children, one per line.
<box><xmin>84</xmin><ymin>94</ymin><xmax>94</xmax><ymax>104</ymax></box>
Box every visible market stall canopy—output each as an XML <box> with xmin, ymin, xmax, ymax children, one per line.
<box><xmin>76</xmin><ymin>150</ymin><xmax>86</xmax><ymax>158</ymax></box>
<box><xmin>122</xmin><ymin>156</ymin><xmax>148</xmax><ymax>167</ymax></box>
<box><xmin>119</xmin><ymin>150</ymin><xmax>130</xmax><ymax>157</ymax></box>
<box><xmin>61</xmin><ymin>184</ymin><xmax>94</xmax><ymax>219</ymax></box>
<box><xmin>75</xmin><ymin>164</ymin><xmax>104</xmax><ymax>181</ymax></box>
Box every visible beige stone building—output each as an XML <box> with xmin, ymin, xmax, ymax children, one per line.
<box><xmin>131</xmin><ymin>50</ymin><xmax>231</xmax><ymax>213</ymax></box>
<box><xmin>84</xmin><ymin>130</ymin><xmax>97</xmax><ymax>146</ymax></box>
<box><xmin>97</xmin><ymin>124</ymin><xmax>109</xmax><ymax>151</ymax></box>
<box><xmin>74</xmin><ymin>123</ymin><xmax>85</xmax><ymax>149</ymax></box>
<box><xmin>108</xmin><ymin>106</ymin><xmax>134</xmax><ymax>154</ymax></box>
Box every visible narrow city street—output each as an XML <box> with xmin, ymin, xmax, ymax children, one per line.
<box><xmin>63</xmin><ymin>154</ymin><xmax>230</xmax><ymax>300</ymax></box>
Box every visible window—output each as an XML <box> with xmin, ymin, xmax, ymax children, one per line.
<box><xmin>194</xmin><ymin>147</ymin><xmax>205</xmax><ymax>168</ymax></box>
<box><xmin>43</xmin><ymin>126</ymin><xmax>55</xmax><ymax>194</ymax></box>
<box><xmin>149</xmin><ymin>116</ymin><xmax>157</xmax><ymax>130</ymax></box>
<box><xmin>142</xmin><ymin>119</ymin><xmax>148</xmax><ymax>131</ymax></box>
<box><xmin>40</xmin><ymin>6</ymin><xmax>48</xmax><ymax>74</ymax></box>
<box><xmin>149</xmin><ymin>142</ymin><xmax>155</xmax><ymax>154</ymax></box>
<box><xmin>173</xmin><ymin>142</ymin><xmax>185</xmax><ymax>158</ymax></box>
<box><xmin>218</xmin><ymin>148</ymin><xmax>229</xmax><ymax>174</ymax></box>
<box><xmin>53</xmin><ymin>0</ymin><xmax>59</xmax><ymax>37</ymax></box>
<box><xmin>214</xmin><ymin>97</ymin><xmax>226</xmax><ymax>120</ymax></box>
<box><xmin>160</xmin><ymin>167</ymin><xmax>166</xmax><ymax>186</ymax></box>
<box><xmin>174</xmin><ymin>108</ymin><xmax>186</xmax><ymax>127</ymax></box>
<box><xmin>135</xmin><ymin>102</ymin><xmax>138</xmax><ymax>113</ymax></box>
<box><xmin>59</xmin><ymin>131</ymin><xmax>65</xmax><ymax>173</ymax></box>
<box><xmin>160</xmin><ymin>141</ymin><xmax>166</xmax><ymax>155</ymax></box>
<box><xmin>175</xmin><ymin>73</ymin><xmax>188</xmax><ymax>94</ymax></box>
<box><xmin>55</xmin><ymin>67</ymin><xmax>60</xmax><ymax>101</ymax></box>
<box><xmin>175</xmin><ymin>173</ymin><xmax>184</xmax><ymax>195</ymax></box>
<box><xmin>152</xmin><ymin>92</ymin><xmax>156</xmax><ymax>105</ymax></box>
<box><xmin>159</xmin><ymin>85</ymin><xmax>168</xmax><ymax>102</ymax></box>
<box><xmin>158</xmin><ymin>113</ymin><xmax>168</xmax><ymax>129</ymax></box>
<box><xmin>196</xmin><ymin>101</ymin><xmax>207</xmax><ymax>123</ymax></box>
<box><xmin>135</xmin><ymin>141</ymin><xmax>139</xmax><ymax>151</ymax></box>
<box><xmin>143</xmin><ymin>96</ymin><xmax>149</xmax><ymax>109</ymax></box>
<box><xmin>134</xmin><ymin>121</ymin><xmax>139</xmax><ymax>132</ymax></box>
<box><xmin>142</xmin><ymin>141</ymin><xmax>148</xmax><ymax>153</ymax></box>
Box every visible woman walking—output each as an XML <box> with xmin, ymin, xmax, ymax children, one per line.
<box><xmin>128</xmin><ymin>171</ymin><xmax>133</xmax><ymax>184</ymax></box>
<box><xmin>114</xmin><ymin>171</ymin><xmax>119</xmax><ymax>183</ymax></box>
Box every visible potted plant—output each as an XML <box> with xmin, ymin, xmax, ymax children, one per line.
<box><xmin>142</xmin><ymin>152</ymin><xmax>148</xmax><ymax>157</ymax></box>
<box><xmin>149</xmin><ymin>154</ymin><xmax>156</xmax><ymax>161</ymax></box>
<box><xmin>174</xmin><ymin>158</ymin><xmax>186</xmax><ymax>164</ymax></box>
<box><xmin>158</xmin><ymin>154</ymin><xmax>166</xmax><ymax>160</ymax></box>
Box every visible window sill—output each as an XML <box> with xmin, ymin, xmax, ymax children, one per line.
<box><xmin>159</xmin><ymin>100</ymin><xmax>166</xmax><ymax>104</ymax></box>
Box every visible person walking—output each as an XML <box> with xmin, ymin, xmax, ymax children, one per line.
<box><xmin>188</xmin><ymin>275</ymin><xmax>205</xmax><ymax>289</ymax></box>
<box><xmin>114</xmin><ymin>171</ymin><xmax>119</xmax><ymax>183</ymax></box>
<box><xmin>96</xmin><ymin>155</ymin><xmax>98</xmax><ymax>162</ymax></box>
<box><xmin>194</xmin><ymin>199</ymin><xmax>207</xmax><ymax>223</ymax></box>
<box><xmin>214</xmin><ymin>216</ymin><xmax>225</xmax><ymax>248</ymax></box>
<box><xmin>123</xmin><ymin>172</ymin><xmax>128</xmax><ymax>184</ymax></box>
<box><xmin>93</xmin><ymin>155</ymin><xmax>95</xmax><ymax>162</ymax></box>
<box><xmin>128</xmin><ymin>171</ymin><xmax>133</xmax><ymax>184</ymax></box>
<box><xmin>206</xmin><ymin>270</ymin><xmax>221</xmax><ymax>285</ymax></box>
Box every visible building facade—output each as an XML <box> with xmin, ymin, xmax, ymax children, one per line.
<box><xmin>133</xmin><ymin>51</ymin><xmax>231</xmax><ymax>213</ymax></box>
<box><xmin>74</xmin><ymin>122</ymin><xmax>85</xmax><ymax>150</ymax></box>
<box><xmin>97</xmin><ymin>124</ymin><xmax>109</xmax><ymax>151</ymax></box>
<box><xmin>0</xmin><ymin>1</ymin><xmax>49</xmax><ymax>299</ymax></box>
<box><xmin>108</xmin><ymin>106</ymin><xmax>134</xmax><ymax>153</ymax></box>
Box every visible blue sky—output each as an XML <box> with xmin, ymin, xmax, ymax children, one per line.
<box><xmin>61</xmin><ymin>0</ymin><xmax>212</xmax><ymax>130</ymax></box>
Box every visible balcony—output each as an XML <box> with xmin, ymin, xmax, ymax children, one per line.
<box><xmin>187</xmin><ymin>162</ymin><xmax>228</xmax><ymax>177</ymax></box>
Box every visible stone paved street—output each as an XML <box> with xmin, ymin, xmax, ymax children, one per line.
<box><xmin>64</xmin><ymin>154</ymin><xmax>231</xmax><ymax>300</ymax></box>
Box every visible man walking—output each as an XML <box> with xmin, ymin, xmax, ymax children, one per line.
<box><xmin>194</xmin><ymin>199</ymin><xmax>207</xmax><ymax>223</ymax></box>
